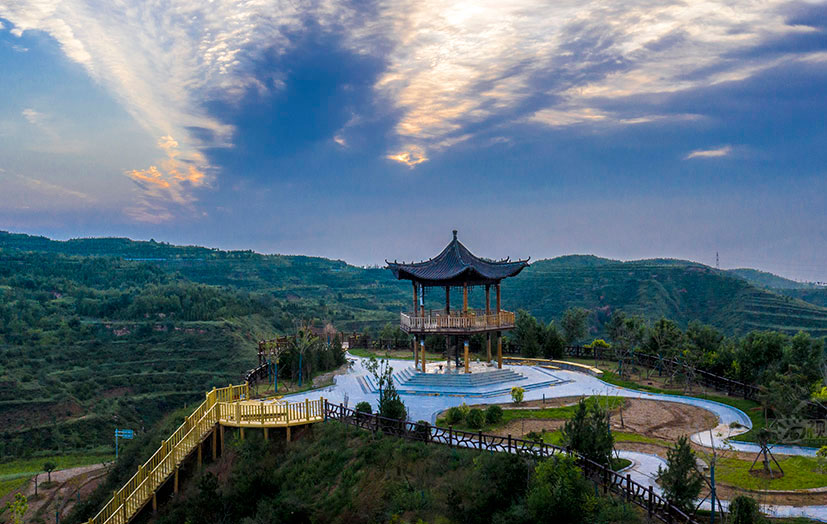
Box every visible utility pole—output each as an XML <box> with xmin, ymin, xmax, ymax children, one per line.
<box><xmin>716</xmin><ymin>251</ymin><xmax>719</xmax><ymax>270</ymax></box>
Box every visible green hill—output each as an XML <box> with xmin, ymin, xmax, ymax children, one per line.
<box><xmin>726</xmin><ymin>268</ymin><xmax>816</xmax><ymax>290</ymax></box>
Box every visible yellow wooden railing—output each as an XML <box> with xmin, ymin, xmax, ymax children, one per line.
<box><xmin>89</xmin><ymin>384</ymin><xmax>324</xmax><ymax>524</ymax></box>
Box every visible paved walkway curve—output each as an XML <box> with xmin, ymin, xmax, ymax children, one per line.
<box><xmin>283</xmin><ymin>355</ymin><xmax>826</xmax><ymax>521</ymax></box>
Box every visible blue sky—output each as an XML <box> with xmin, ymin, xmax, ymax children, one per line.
<box><xmin>0</xmin><ymin>1</ymin><xmax>825</xmax><ymax>281</ymax></box>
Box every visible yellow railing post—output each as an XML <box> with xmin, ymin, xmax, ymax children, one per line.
<box><xmin>236</xmin><ymin>401</ymin><xmax>241</xmax><ymax>423</ymax></box>
<box><xmin>305</xmin><ymin>399</ymin><xmax>310</xmax><ymax>421</ymax></box>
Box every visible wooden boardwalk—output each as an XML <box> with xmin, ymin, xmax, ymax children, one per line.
<box><xmin>88</xmin><ymin>385</ymin><xmax>324</xmax><ymax>524</ymax></box>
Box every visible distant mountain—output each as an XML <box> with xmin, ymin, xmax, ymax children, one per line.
<box><xmin>2</xmin><ymin>230</ymin><xmax>827</xmax><ymax>337</ymax></box>
<box><xmin>726</xmin><ymin>268</ymin><xmax>816</xmax><ymax>290</ymax></box>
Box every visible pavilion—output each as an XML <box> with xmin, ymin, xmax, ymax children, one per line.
<box><xmin>386</xmin><ymin>230</ymin><xmax>529</xmax><ymax>373</ymax></box>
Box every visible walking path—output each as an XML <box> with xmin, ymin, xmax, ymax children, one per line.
<box><xmin>283</xmin><ymin>353</ymin><xmax>827</xmax><ymax>521</ymax></box>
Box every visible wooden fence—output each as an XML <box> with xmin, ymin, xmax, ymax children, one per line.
<box><xmin>324</xmin><ymin>402</ymin><xmax>699</xmax><ymax>524</ymax></box>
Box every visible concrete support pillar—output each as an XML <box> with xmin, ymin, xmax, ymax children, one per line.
<box><xmin>497</xmin><ymin>331</ymin><xmax>503</xmax><ymax>369</ymax></box>
<box><xmin>464</xmin><ymin>339</ymin><xmax>470</xmax><ymax>373</ymax></box>
<box><xmin>264</xmin><ymin>427</ymin><xmax>269</xmax><ymax>441</ymax></box>
<box><xmin>421</xmin><ymin>338</ymin><xmax>426</xmax><ymax>373</ymax></box>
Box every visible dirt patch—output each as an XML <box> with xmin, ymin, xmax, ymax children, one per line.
<box><xmin>0</xmin><ymin>399</ymin><xmax>84</xmax><ymax>431</ymax></box>
<box><xmin>102</xmin><ymin>386</ymin><xmax>134</xmax><ymax>399</ymax></box>
<box><xmin>609</xmin><ymin>399</ymin><xmax>718</xmax><ymax>441</ymax></box>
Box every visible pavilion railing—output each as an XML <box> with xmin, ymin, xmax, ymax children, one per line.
<box><xmin>400</xmin><ymin>310</ymin><xmax>515</xmax><ymax>332</ymax></box>
<box><xmin>324</xmin><ymin>402</ymin><xmax>698</xmax><ymax>524</ymax></box>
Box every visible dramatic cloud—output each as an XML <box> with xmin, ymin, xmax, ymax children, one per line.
<box><xmin>1</xmin><ymin>0</ymin><xmax>825</xmax><ymax>217</ymax></box>
<box><xmin>685</xmin><ymin>145</ymin><xmax>733</xmax><ymax>159</ymax></box>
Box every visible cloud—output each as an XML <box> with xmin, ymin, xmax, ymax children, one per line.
<box><xmin>386</xmin><ymin>146</ymin><xmax>428</xmax><ymax>167</ymax></box>
<box><xmin>685</xmin><ymin>145</ymin><xmax>733</xmax><ymax>159</ymax></box>
<box><xmin>21</xmin><ymin>108</ymin><xmax>45</xmax><ymax>126</ymax></box>
<box><xmin>1</xmin><ymin>0</ymin><xmax>823</xmax><ymax>178</ymax></box>
<box><xmin>124</xmin><ymin>135</ymin><xmax>208</xmax><ymax>223</ymax></box>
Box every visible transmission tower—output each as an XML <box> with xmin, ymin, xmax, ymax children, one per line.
<box><xmin>716</xmin><ymin>251</ymin><xmax>719</xmax><ymax>270</ymax></box>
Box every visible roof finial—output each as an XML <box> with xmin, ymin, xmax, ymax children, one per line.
<box><xmin>452</xmin><ymin>229</ymin><xmax>458</xmax><ymax>240</ymax></box>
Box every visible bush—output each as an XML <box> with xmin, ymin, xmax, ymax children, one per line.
<box><xmin>527</xmin><ymin>455</ymin><xmax>592</xmax><ymax>523</ymax></box>
<box><xmin>561</xmin><ymin>398</ymin><xmax>614</xmax><ymax>468</ymax></box>
<box><xmin>458</xmin><ymin>402</ymin><xmax>471</xmax><ymax>419</ymax></box>
<box><xmin>466</xmin><ymin>409</ymin><xmax>485</xmax><ymax>429</ymax></box>
<box><xmin>485</xmin><ymin>405</ymin><xmax>503</xmax><ymax>425</ymax></box>
<box><xmin>445</xmin><ymin>406</ymin><xmax>464</xmax><ymax>425</ymax></box>
<box><xmin>657</xmin><ymin>435</ymin><xmax>703</xmax><ymax>514</ymax></box>
<box><xmin>511</xmin><ymin>386</ymin><xmax>525</xmax><ymax>404</ymax></box>
<box><xmin>355</xmin><ymin>401</ymin><xmax>372</xmax><ymax>414</ymax></box>
<box><xmin>413</xmin><ymin>420</ymin><xmax>431</xmax><ymax>441</ymax></box>
<box><xmin>729</xmin><ymin>495</ymin><xmax>764</xmax><ymax>524</ymax></box>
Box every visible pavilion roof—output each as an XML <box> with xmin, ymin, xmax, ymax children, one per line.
<box><xmin>386</xmin><ymin>230</ymin><xmax>529</xmax><ymax>286</ymax></box>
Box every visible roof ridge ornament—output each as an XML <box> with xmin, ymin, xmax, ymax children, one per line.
<box><xmin>452</xmin><ymin>229</ymin><xmax>458</xmax><ymax>240</ymax></box>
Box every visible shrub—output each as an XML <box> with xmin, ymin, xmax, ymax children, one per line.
<box><xmin>561</xmin><ymin>398</ymin><xmax>614</xmax><ymax>468</ymax></box>
<box><xmin>511</xmin><ymin>386</ymin><xmax>525</xmax><ymax>404</ymax></box>
<box><xmin>355</xmin><ymin>401</ymin><xmax>372</xmax><ymax>414</ymax></box>
<box><xmin>729</xmin><ymin>495</ymin><xmax>764</xmax><ymax>524</ymax></box>
<box><xmin>458</xmin><ymin>402</ymin><xmax>470</xmax><ymax>419</ymax></box>
<box><xmin>413</xmin><ymin>420</ymin><xmax>431</xmax><ymax>441</ymax></box>
<box><xmin>485</xmin><ymin>405</ymin><xmax>503</xmax><ymax>425</ymax></box>
<box><xmin>466</xmin><ymin>409</ymin><xmax>485</xmax><ymax>429</ymax></box>
<box><xmin>445</xmin><ymin>406</ymin><xmax>464</xmax><ymax>425</ymax></box>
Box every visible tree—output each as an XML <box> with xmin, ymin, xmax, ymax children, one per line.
<box><xmin>543</xmin><ymin>322</ymin><xmax>565</xmax><ymax>359</ymax></box>
<box><xmin>43</xmin><ymin>461</ymin><xmax>56</xmax><ymax>483</ymax></box>
<box><xmin>657</xmin><ymin>435</ymin><xmax>703</xmax><ymax>514</ymax></box>
<box><xmin>513</xmin><ymin>310</ymin><xmax>543</xmax><ymax>357</ymax></box>
<box><xmin>561</xmin><ymin>399</ymin><xmax>614</xmax><ymax>468</ymax></box>
<box><xmin>291</xmin><ymin>322</ymin><xmax>319</xmax><ymax>388</ymax></box>
<box><xmin>561</xmin><ymin>307</ymin><xmax>589</xmax><ymax>346</ymax></box>
<box><xmin>365</xmin><ymin>356</ymin><xmax>406</xmax><ymax>420</ymax></box>
<box><xmin>526</xmin><ymin>455</ymin><xmax>592</xmax><ymax>523</ymax></box>
<box><xmin>729</xmin><ymin>495</ymin><xmax>764</xmax><ymax>524</ymax></box>
<box><xmin>646</xmin><ymin>317</ymin><xmax>684</xmax><ymax>358</ymax></box>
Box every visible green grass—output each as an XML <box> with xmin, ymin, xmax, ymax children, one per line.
<box><xmin>612</xmin><ymin>431</ymin><xmax>671</xmax><ymax>447</ymax></box>
<box><xmin>0</xmin><ymin>452</ymin><xmax>112</xmax><ymax>498</ymax></box>
<box><xmin>716</xmin><ymin>455</ymin><xmax>827</xmax><ymax>490</ymax></box>
<box><xmin>437</xmin><ymin>396</ymin><xmax>625</xmax><ymax>432</ymax></box>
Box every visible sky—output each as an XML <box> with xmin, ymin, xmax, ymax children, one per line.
<box><xmin>0</xmin><ymin>1</ymin><xmax>826</xmax><ymax>282</ymax></box>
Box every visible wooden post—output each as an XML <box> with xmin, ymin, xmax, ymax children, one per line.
<box><xmin>496</xmin><ymin>282</ymin><xmax>501</xmax><ymax>314</ymax></box>
<box><xmin>413</xmin><ymin>282</ymin><xmax>418</xmax><ymax>316</ymax></box>
<box><xmin>445</xmin><ymin>286</ymin><xmax>450</xmax><ymax>314</ymax></box>
<box><xmin>220</xmin><ymin>424</ymin><xmax>225</xmax><ymax>453</ymax></box>
<box><xmin>286</xmin><ymin>426</ymin><xmax>291</xmax><ymax>442</ymax></box>
<box><xmin>305</xmin><ymin>399</ymin><xmax>310</xmax><ymax>421</ymax></box>
<box><xmin>464</xmin><ymin>339</ymin><xmax>470</xmax><ymax>373</ymax></box>
<box><xmin>240</xmin><ymin>427</ymin><xmax>245</xmax><ymax>440</ymax></box>
<box><xmin>264</xmin><ymin>427</ymin><xmax>269</xmax><ymax>441</ymax></box>
<box><xmin>463</xmin><ymin>283</ymin><xmax>468</xmax><ymax>313</ymax></box>
<box><xmin>647</xmin><ymin>485</ymin><xmax>653</xmax><ymax>518</ymax></box>
<box><xmin>485</xmin><ymin>284</ymin><xmax>490</xmax><ymax>315</ymax></box>
<box><xmin>235</xmin><ymin>401</ymin><xmax>241</xmax><ymax>423</ymax></box>
<box><xmin>486</xmin><ymin>332</ymin><xmax>492</xmax><ymax>363</ymax></box>
<box><xmin>421</xmin><ymin>339</ymin><xmax>426</xmax><ymax>373</ymax></box>
<box><xmin>212</xmin><ymin>426</ymin><xmax>217</xmax><ymax>459</ymax></box>
<box><xmin>446</xmin><ymin>335</ymin><xmax>451</xmax><ymax>369</ymax></box>
<box><xmin>152</xmin><ymin>492</ymin><xmax>157</xmax><ymax>513</ymax></box>
<box><xmin>626</xmin><ymin>474</ymin><xmax>632</xmax><ymax>501</ymax></box>
<box><xmin>497</xmin><ymin>331</ymin><xmax>503</xmax><ymax>369</ymax></box>
<box><xmin>173</xmin><ymin>466</ymin><xmax>179</xmax><ymax>495</ymax></box>
<box><xmin>197</xmin><ymin>441</ymin><xmax>202</xmax><ymax>469</ymax></box>
<box><xmin>414</xmin><ymin>335</ymin><xmax>419</xmax><ymax>368</ymax></box>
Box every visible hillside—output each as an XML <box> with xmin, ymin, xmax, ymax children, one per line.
<box><xmin>3</xmin><ymin>231</ymin><xmax>827</xmax><ymax>458</ymax></box>
<box><xmin>727</xmin><ymin>268</ymin><xmax>816</xmax><ymax>290</ymax></box>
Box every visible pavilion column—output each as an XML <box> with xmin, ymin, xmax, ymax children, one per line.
<box><xmin>446</xmin><ymin>335</ymin><xmax>451</xmax><ymax>369</ymax></box>
<box><xmin>464</xmin><ymin>339</ymin><xmax>470</xmax><ymax>373</ymax></box>
<box><xmin>421</xmin><ymin>338</ymin><xmax>426</xmax><ymax>373</ymax></box>
<box><xmin>413</xmin><ymin>282</ymin><xmax>418</xmax><ymax>316</ymax></box>
<box><xmin>485</xmin><ymin>284</ymin><xmax>492</xmax><ymax>362</ymax></box>
<box><xmin>496</xmin><ymin>283</ymin><xmax>501</xmax><ymax>314</ymax></box>
<box><xmin>497</xmin><ymin>331</ymin><xmax>503</xmax><ymax>369</ymax></box>
<box><xmin>455</xmin><ymin>337</ymin><xmax>460</xmax><ymax>368</ymax></box>
<box><xmin>414</xmin><ymin>335</ymin><xmax>419</xmax><ymax>368</ymax></box>
<box><xmin>463</xmin><ymin>284</ymin><xmax>468</xmax><ymax>313</ymax></box>
<box><xmin>445</xmin><ymin>287</ymin><xmax>450</xmax><ymax>314</ymax></box>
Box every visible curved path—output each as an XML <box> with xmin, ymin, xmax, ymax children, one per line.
<box><xmin>283</xmin><ymin>355</ymin><xmax>826</xmax><ymax>520</ymax></box>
